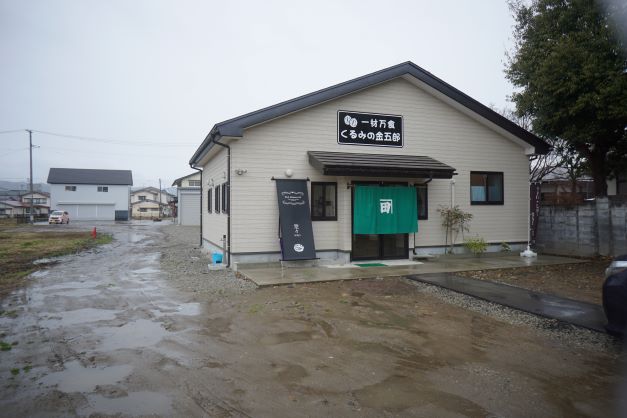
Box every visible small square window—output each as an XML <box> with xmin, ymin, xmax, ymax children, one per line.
<box><xmin>138</xmin><ymin>195</ymin><xmax>146</xmax><ymax>201</ymax></box>
<box><xmin>215</xmin><ymin>186</ymin><xmax>221</xmax><ymax>213</ymax></box>
<box><xmin>65</xmin><ymin>185</ymin><xmax>76</xmax><ymax>191</ymax></box>
<box><xmin>97</xmin><ymin>186</ymin><xmax>108</xmax><ymax>192</ymax></box>
<box><xmin>470</xmin><ymin>172</ymin><xmax>504</xmax><ymax>205</ymax></box>
<box><xmin>311</xmin><ymin>182</ymin><xmax>337</xmax><ymax>221</ymax></box>
<box><xmin>221</xmin><ymin>183</ymin><xmax>229</xmax><ymax>214</ymax></box>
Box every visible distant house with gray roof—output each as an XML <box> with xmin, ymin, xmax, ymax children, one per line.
<box><xmin>47</xmin><ymin>168</ymin><xmax>133</xmax><ymax>221</ymax></box>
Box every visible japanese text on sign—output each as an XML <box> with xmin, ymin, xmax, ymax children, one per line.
<box><xmin>337</xmin><ymin>111</ymin><xmax>403</xmax><ymax>148</ymax></box>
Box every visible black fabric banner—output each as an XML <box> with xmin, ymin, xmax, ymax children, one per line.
<box><xmin>275</xmin><ymin>179</ymin><xmax>317</xmax><ymax>260</ymax></box>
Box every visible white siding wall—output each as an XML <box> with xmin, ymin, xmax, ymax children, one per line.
<box><xmin>50</xmin><ymin>184</ymin><xmax>130</xmax><ymax>211</ymax></box>
<box><xmin>184</xmin><ymin>172</ymin><xmax>201</xmax><ymax>187</ymax></box>
<box><xmin>201</xmin><ymin>148</ymin><xmax>228</xmax><ymax>250</ymax></box>
<box><xmin>208</xmin><ymin>78</ymin><xmax>529</xmax><ymax>257</ymax></box>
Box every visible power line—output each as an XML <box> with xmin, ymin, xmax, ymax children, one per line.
<box><xmin>0</xmin><ymin>148</ymin><xmax>30</xmax><ymax>157</ymax></box>
<box><xmin>0</xmin><ymin>129</ymin><xmax>26</xmax><ymax>135</ymax></box>
<box><xmin>42</xmin><ymin>145</ymin><xmax>183</xmax><ymax>159</ymax></box>
<box><xmin>32</xmin><ymin>130</ymin><xmax>198</xmax><ymax>147</ymax></box>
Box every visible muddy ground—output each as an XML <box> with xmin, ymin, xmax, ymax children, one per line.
<box><xmin>0</xmin><ymin>222</ymin><xmax>625</xmax><ymax>417</ymax></box>
<box><xmin>455</xmin><ymin>260</ymin><xmax>609</xmax><ymax>305</ymax></box>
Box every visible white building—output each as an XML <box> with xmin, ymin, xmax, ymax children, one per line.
<box><xmin>130</xmin><ymin>187</ymin><xmax>174</xmax><ymax>219</ymax></box>
<box><xmin>189</xmin><ymin>62</ymin><xmax>549</xmax><ymax>268</ymax></box>
<box><xmin>47</xmin><ymin>168</ymin><xmax>133</xmax><ymax>221</ymax></box>
<box><xmin>172</xmin><ymin>172</ymin><xmax>201</xmax><ymax>225</ymax></box>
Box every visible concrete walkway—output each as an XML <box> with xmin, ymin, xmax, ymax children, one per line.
<box><xmin>238</xmin><ymin>254</ymin><xmax>584</xmax><ymax>287</ymax></box>
<box><xmin>406</xmin><ymin>273</ymin><xmax>607</xmax><ymax>332</ymax></box>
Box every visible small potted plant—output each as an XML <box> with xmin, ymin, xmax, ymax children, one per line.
<box><xmin>463</xmin><ymin>236</ymin><xmax>488</xmax><ymax>257</ymax></box>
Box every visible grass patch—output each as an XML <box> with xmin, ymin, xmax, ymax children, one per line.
<box><xmin>10</xmin><ymin>368</ymin><xmax>19</xmax><ymax>376</ymax></box>
<box><xmin>0</xmin><ymin>229</ymin><xmax>113</xmax><ymax>297</ymax></box>
<box><xmin>248</xmin><ymin>304</ymin><xmax>263</xmax><ymax>314</ymax></box>
<box><xmin>0</xmin><ymin>341</ymin><xmax>12</xmax><ymax>351</ymax></box>
<box><xmin>0</xmin><ymin>310</ymin><xmax>18</xmax><ymax>318</ymax></box>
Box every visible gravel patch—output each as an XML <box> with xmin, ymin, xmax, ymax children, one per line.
<box><xmin>405</xmin><ymin>278</ymin><xmax>622</xmax><ymax>355</ymax></box>
<box><xmin>158</xmin><ymin>225</ymin><xmax>257</xmax><ymax>298</ymax></box>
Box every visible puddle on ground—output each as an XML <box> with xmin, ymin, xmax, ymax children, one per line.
<box><xmin>128</xmin><ymin>233</ymin><xmax>147</xmax><ymax>243</ymax></box>
<box><xmin>53</xmin><ymin>288</ymin><xmax>101</xmax><ymax>297</ymax></box>
<box><xmin>95</xmin><ymin>319</ymin><xmax>169</xmax><ymax>351</ymax></box>
<box><xmin>78</xmin><ymin>391</ymin><xmax>172</xmax><ymax>416</ymax></box>
<box><xmin>38</xmin><ymin>360</ymin><xmax>132</xmax><ymax>392</ymax></box>
<box><xmin>43</xmin><ymin>281</ymin><xmax>99</xmax><ymax>291</ymax></box>
<box><xmin>40</xmin><ymin>308</ymin><xmax>122</xmax><ymax>328</ymax></box>
<box><xmin>151</xmin><ymin>303</ymin><xmax>201</xmax><ymax>318</ymax></box>
<box><xmin>176</xmin><ymin>302</ymin><xmax>201</xmax><ymax>316</ymax></box>
<box><xmin>132</xmin><ymin>266</ymin><xmax>159</xmax><ymax>274</ymax></box>
<box><xmin>30</xmin><ymin>270</ymin><xmax>50</xmax><ymax>278</ymax></box>
<box><xmin>33</xmin><ymin>258</ymin><xmax>60</xmax><ymax>265</ymax></box>
<box><xmin>260</xmin><ymin>331</ymin><xmax>318</xmax><ymax>345</ymax></box>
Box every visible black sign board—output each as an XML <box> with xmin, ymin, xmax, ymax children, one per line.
<box><xmin>275</xmin><ymin>179</ymin><xmax>317</xmax><ymax>261</ymax></box>
<box><xmin>337</xmin><ymin>110</ymin><xmax>403</xmax><ymax>148</ymax></box>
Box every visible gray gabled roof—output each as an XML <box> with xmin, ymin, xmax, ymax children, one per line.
<box><xmin>190</xmin><ymin>61</ymin><xmax>549</xmax><ymax>165</ymax></box>
<box><xmin>47</xmin><ymin>168</ymin><xmax>133</xmax><ymax>185</ymax></box>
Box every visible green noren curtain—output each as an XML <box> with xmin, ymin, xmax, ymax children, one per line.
<box><xmin>353</xmin><ymin>185</ymin><xmax>418</xmax><ymax>234</ymax></box>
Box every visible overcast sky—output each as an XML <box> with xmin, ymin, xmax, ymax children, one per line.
<box><xmin>0</xmin><ymin>0</ymin><xmax>518</xmax><ymax>188</ymax></box>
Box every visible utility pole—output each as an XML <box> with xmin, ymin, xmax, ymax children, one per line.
<box><xmin>27</xmin><ymin>129</ymin><xmax>34</xmax><ymax>224</ymax></box>
<box><xmin>159</xmin><ymin>178</ymin><xmax>162</xmax><ymax>219</ymax></box>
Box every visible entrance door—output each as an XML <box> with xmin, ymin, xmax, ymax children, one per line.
<box><xmin>351</xmin><ymin>182</ymin><xmax>409</xmax><ymax>261</ymax></box>
<box><xmin>352</xmin><ymin>233</ymin><xmax>408</xmax><ymax>260</ymax></box>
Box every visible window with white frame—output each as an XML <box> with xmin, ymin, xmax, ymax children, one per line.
<box><xmin>97</xmin><ymin>186</ymin><xmax>109</xmax><ymax>192</ymax></box>
<box><xmin>65</xmin><ymin>185</ymin><xmax>77</xmax><ymax>191</ymax></box>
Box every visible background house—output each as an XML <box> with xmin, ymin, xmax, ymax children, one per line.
<box><xmin>47</xmin><ymin>168</ymin><xmax>133</xmax><ymax>221</ymax></box>
<box><xmin>130</xmin><ymin>187</ymin><xmax>174</xmax><ymax>219</ymax></box>
<box><xmin>172</xmin><ymin>172</ymin><xmax>201</xmax><ymax>225</ymax></box>
<box><xmin>540</xmin><ymin>168</ymin><xmax>627</xmax><ymax>205</ymax></box>
<box><xmin>0</xmin><ymin>191</ymin><xmax>50</xmax><ymax>218</ymax></box>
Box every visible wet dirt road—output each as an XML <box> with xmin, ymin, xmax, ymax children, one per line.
<box><xmin>0</xmin><ymin>222</ymin><xmax>625</xmax><ymax>417</ymax></box>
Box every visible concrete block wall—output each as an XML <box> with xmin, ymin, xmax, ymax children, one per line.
<box><xmin>610</xmin><ymin>197</ymin><xmax>627</xmax><ymax>256</ymax></box>
<box><xmin>536</xmin><ymin>197</ymin><xmax>627</xmax><ymax>257</ymax></box>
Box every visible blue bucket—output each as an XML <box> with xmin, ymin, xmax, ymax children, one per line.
<box><xmin>212</xmin><ymin>252</ymin><xmax>223</xmax><ymax>264</ymax></box>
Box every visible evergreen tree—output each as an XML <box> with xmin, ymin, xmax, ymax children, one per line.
<box><xmin>506</xmin><ymin>0</ymin><xmax>627</xmax><ymax>196</ymax></box>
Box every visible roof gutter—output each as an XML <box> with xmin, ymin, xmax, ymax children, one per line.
<box><xmin>211</xmin><ymin>136</ymin><xmax>231</xmax><ymax>268</ymax></box>
<box><xmin>190</xmin><ymin>126</ymin><xmax>220</xmax><ymax>166</ymax></box>
<box><xmin>189</xmin><ymin>163</ymin><xmax>203</xmax><ymax>247</ymax></box>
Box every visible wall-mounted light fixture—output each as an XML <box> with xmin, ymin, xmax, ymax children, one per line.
<box><xmin>285</xmin><ymin>169</ymin><xmax>294</xmax><ymax>178</ymax></box>
<box><xmin>235</xmin><ymin>168</ymin><xmax>248</xmax><ymax>175</ymax></box>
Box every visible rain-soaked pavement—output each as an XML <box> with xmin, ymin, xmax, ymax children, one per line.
<box><xmin>407</xmin><ymin>273</ymin><xmax>608</xmax><ymax>332</ymax></box>
<box><xmin>0</xmin><ymin>222</ymin><xmax>626</xmax><ymax>417</ymax></box>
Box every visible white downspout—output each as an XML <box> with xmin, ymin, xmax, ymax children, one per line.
<box><xmin>521</xmin><ymin>178</ymin><xmax>537</xmax><ymax>257</ymax></box>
